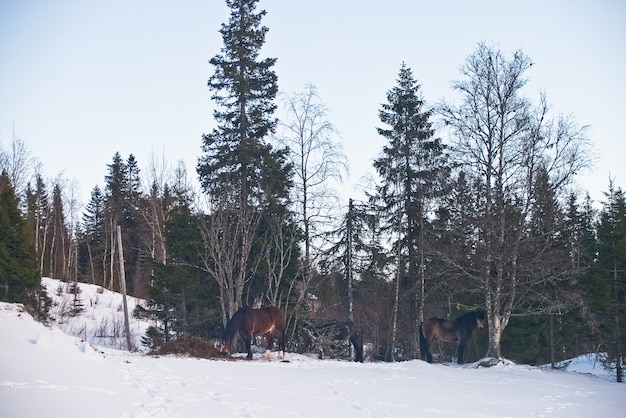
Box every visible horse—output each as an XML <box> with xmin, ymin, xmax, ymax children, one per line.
<box><xmin>419</xmin><ymin>310</ymin><xmax>485</xmax><ymax>364</ymax></box>
<box><xmin>221</xmin><ymin>306</ymin><xmax>286</xmax><ymax>360</ymax></box>
<box><xmin>302</xmin><ymin>319</ymin><xmax>364</xmax><ymax>362</ymax></box>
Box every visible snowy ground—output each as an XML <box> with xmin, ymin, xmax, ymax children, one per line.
<box><xmin>1</xmin><ymin>279</ymin><xmax>624</xmax><ymax>417</ymax></box>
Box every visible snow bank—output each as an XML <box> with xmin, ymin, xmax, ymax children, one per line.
<box><xmin>1</xmin><ymin>278</ymin><xmax>625</xmax><ymax>417</ymax></box>
<box><xmin>42</xmin><ymin>277</ymin><xmax>150</xmax><ymax>351</ymax></box>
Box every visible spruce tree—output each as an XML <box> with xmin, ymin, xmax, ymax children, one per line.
<box><xmin>198</xmin><ymin>0</ymin><xmax>285</xmax><ymax>208</ymax></box>
<box><xmin>25</xmin><ymin>174</ymin><xmax>50</xmax><ymax>277</ymax></box>
<box><xmin>584</xmin><ymin>181</ymin><xmax>626</xmax><ymax>382</ymax></box>
<box><xmin>0</xmin><ymin>170</ymin><xmax>38</xmax><ymax>303</ymax></box>
<box><xmin>81</xmin><ymin>186</ymin><xmax>106</xmax><ymax>285</ymax></box>
<box><xmin>197</xmin><ymin>0</ymin><xmax>293</xmax><ymax>321</ymax></box>
<box><xmin>371</xmin><ymin>63</ymin><xmax>449</xmax><ymax>358</ymax></box>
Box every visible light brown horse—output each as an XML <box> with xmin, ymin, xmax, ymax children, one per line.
<box><xmin>419</xmin><ymin>311</ymin><xmax>485</xmax><ymax>364</ymax></box>
<box><xmin>222</xmin><ymin>306</ymin><xmax>286</xmax><ymax>360</ymax></box>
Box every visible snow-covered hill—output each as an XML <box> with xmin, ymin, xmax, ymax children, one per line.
<box><xmin>0</xmin><ymin>278</ymin><xmax>624</xmax><ymax>417</ymax></box>
<box><xmin>41</xmin><ymin>277</ymin><xmax>151</xmax><ymax>351</ymax></box>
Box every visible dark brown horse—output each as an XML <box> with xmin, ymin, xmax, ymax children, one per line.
<box><xmin>222</xmin><ymin>306</ymin><xmax>286</xmax><ymax>360</ymax></box>
<box><xmin>419</xmin><ymin>311</ymin><xmax>485</xmax><ymax>364</ymax></box>
<box><xmin>302</xmin><ymin>319</ymin><xmax>364</xmax><ymax>362</ymax></box>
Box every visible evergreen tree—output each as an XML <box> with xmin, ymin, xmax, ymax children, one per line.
<box><xmin>509</xmin><ymin>167</ymin><xmax>581</xmax><ymax>365</ymax></box>
<box><xmin>0</xmin><ymin>170</ymin><xmax>38</xmax><ymax>303</ymax></box>
<box><xmin>102</xmin><ymin>152</ymin><xmax>149</xmax><ymax>296</ymax></box>
<box><xmin>197</xmin><ymin>0</ymin><xmax>294</xmax><ymax>321</ymax></box>
<box><xmin>198</xmin><ymin>0</ymin><xmax>283</xmax><ymax>208</ymax></box>
<box><xmin>49</xmin><ymin>183</ymin><xmax>70</xmax><ymax>280</ymax></box>
<box><xmin>139</xmin><ymin>185</ymin><xmax>221</xmax><ymax>346</ymax></box>
<box><xmin>583</xmin><ymin>181</ymin><xmax>626</xmax><ymax>382</ymax></box>
<box><xmin>325</xmin><ymin>199</ymin><xmax>389</xmax><ymax>358</ymax></box>
<box><xmin>105</xmin><ymin>152</ymin><xmax>128</xmax><ymax>226</ymax></box>
<box><xmin>80</xmin><ymin>185</ymin><xmax>106</xmax><ymax>284</ymax></box>
<box><xmin>371</xmin><ymin>63</ymin><xmax>449</xmax><ymax>358</ymax></box>
<box><xmin>25</xmin><ymin>174</ymin><xmax>50</xmax><ymax>277</ymax></box>
<box><xmin>124</xmin><ymin>154</ymin><xmax>147</xmax><ymax>297</ymax></box>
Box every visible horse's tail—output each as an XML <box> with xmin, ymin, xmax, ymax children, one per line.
<box><xmin>419</xmin><ymin>323</ymin><xmax>428</xmax><ymax>361</ymax></box>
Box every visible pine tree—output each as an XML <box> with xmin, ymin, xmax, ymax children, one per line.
<box><xmin>0</xmin><ymin>170</ymin><xmax>38</xmax><ymax>303</ymax></box>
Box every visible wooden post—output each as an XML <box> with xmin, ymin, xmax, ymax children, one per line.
<box><xmin>116</xmin><ymin>225</ymin><xmax>133</xmax><ymax>351</ymax></box>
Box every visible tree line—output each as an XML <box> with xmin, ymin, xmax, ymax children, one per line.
<box><xmin>0</xmin><ymin>0</ymin><xmax>623</xmax><ymax>380</ymax></box>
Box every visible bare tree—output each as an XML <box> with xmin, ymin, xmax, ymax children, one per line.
<box><xmin>141</xmin><ymin>152</ymin><xmax>175</xmax><ymax>265</ymax></box>
<box><xmin>0</xmin><ymin>127</ymin><xmax>40</xmax><ymax>198</ymax></box>
<box><xmin>439</xmin><ymin>42</ymin><xmax>592</xmax><ymax>359</ymax></box>
<box><xmin>277</xmin><ymin>84</ymin><xmax>348</xmax><ymax>300</ymax></box>
<box><xmin>263</xmin><ymin>214</ymin><xmax>299</xmax><ymax>309</ymax></box>
<box><xmin>198</xmin><ymin>195</ymin><xmax>263</xmax><ymax>325</ymax></box>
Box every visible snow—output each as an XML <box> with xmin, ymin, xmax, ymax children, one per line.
<box><xmin>1</xmin><ymin>279</ymin><xmax>624</xmax><ymax>417</ymax></box>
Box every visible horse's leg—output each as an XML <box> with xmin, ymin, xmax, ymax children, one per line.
<box><xmin>244</xmin><ymin>337</ymin><xmax>253</xmax><ymax>360</ymax></box>
<box><xmin>263</xmin><ymin>332</ymin><xmax>272</xmax><ymax>360</ymax></box>
<box><xmin>350</xmin><ymin>335</ymin><xmax>364</xmax><ymax>362</ymax></box>
<box><xmin>426</xmin><ymin>340</ymin><xmax>433</xmax><ymax>363</ymax></box>
<box><xmin>277</xmin><ymin>328</ymin><xmax>285</xmax><ymax>360</ymax></box>
<box><xmin>457</xmin><ymin>339</ymin><xmax>466</xmax><ymax>364</ymax></box>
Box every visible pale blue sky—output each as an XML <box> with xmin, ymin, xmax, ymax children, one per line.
<box><xmin>1</xmin><ymin>0</ymin><xmax>624</xmax><ymax>208</ymax></box>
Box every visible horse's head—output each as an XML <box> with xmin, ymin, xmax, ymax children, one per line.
<box><xmin>221</xmin><ymin>339</ymin><xmax>231</xmax><ymax>356</ymax></box>
<box><xmin>475</xmin><ymin>311</ymin><xmax>486</xmax><ymax>328</ymax></box>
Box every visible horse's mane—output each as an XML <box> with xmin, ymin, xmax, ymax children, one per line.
<box><xmin>222</xmin><ymin>306</ymin><xmax>250</xmax><ymax>341</ymax></box>
<box><xmin>457</xmin><ymin>310</ymin><xmax>485</xmax><ymax>325</ymax></box>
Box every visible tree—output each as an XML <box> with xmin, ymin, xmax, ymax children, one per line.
<box><xmin>325</xmin><ymin>198</ymin><xmax>389</xmax><ymax>358</ymax></box>
<box><xmin>583</xmin><ymin>181</ymin><xmax>626</xmax><ymax>382</ymax></box>
<box><xmin>439</xmin><ymin>42</ymin><xmax>592</xmax><ymax>359</ymax></box>
<box><xmin>25</xmin><ymin>175</ymin><xmax>50</xmax><ymax>277</ymax></box>
<box><xmin>277</xmin><ymin>84</ymin><xmax>347</xmax><ymax>279</ymax></box>
<box><xmin>101</xmin><ymin>152</ymin><xmax>149</xmax><ymax>296</ymax></box>
<box><xmin>48</xmin><ymin>183</ymin><xmax>70</xmax><ymax>280</ymax></box>
<box><xmin>371</xmin><ymin>63</ymin><xmax>449</xmax><ymax>358</ymax></box>
<box><xmin>197</xmin><ymin>0</ymin><xmax>282</xmax><ymax>208</ymax></box>
<box><xmin>81</xmin><ymin>185</ymin><xmax>106</xmax><ymax>284</ymax></box>
<box><xmin>0</xmin><ymin>170</ymin><xmax>38</xmax><ymax>303</ymax></box>
<box><xmin>0</xmin><ymin>128</ymin><xmax>39</xmax><ymax>199</ymax></box>
<box><xmin>197</xmin><ymin>0</ymin><xmax>294</xmax><ymax>322</ymax></box>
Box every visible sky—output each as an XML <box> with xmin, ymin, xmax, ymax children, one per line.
<box><xmin>1</xmin><ymin>278</ymin><xmax>624</xmax><ymax>417</ymax></box>
<box><xmin>1</xmin><ymin>0</ymin><xmax>625</xmax><ymax>209</ymax></box>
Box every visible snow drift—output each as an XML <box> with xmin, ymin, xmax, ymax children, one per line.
<box><xmin>0</xmin><ymin>278</ymin><xmax>624</xmax><ymax>417</ymax></box>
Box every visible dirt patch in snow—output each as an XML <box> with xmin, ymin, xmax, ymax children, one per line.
<box><xmin>150</xmin><ymin>337</ymin><xmax>227</xmax><ymax>359</ymax></box>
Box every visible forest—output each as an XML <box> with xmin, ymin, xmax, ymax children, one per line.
<box><xmin>0</xmin><ymin>0</ymin><xmax>624</xmax><ymax>381</ymax></box>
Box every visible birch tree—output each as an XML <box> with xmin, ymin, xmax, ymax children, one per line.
<box><xmin>277</xmin><ymin>84</ymin><xmax>347</xmax><ymax>309</ymax></box>
<box><xmin>439</xmin><ymin>42</ymin><xmax>592</xmax><ymax>359</ymax></box>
